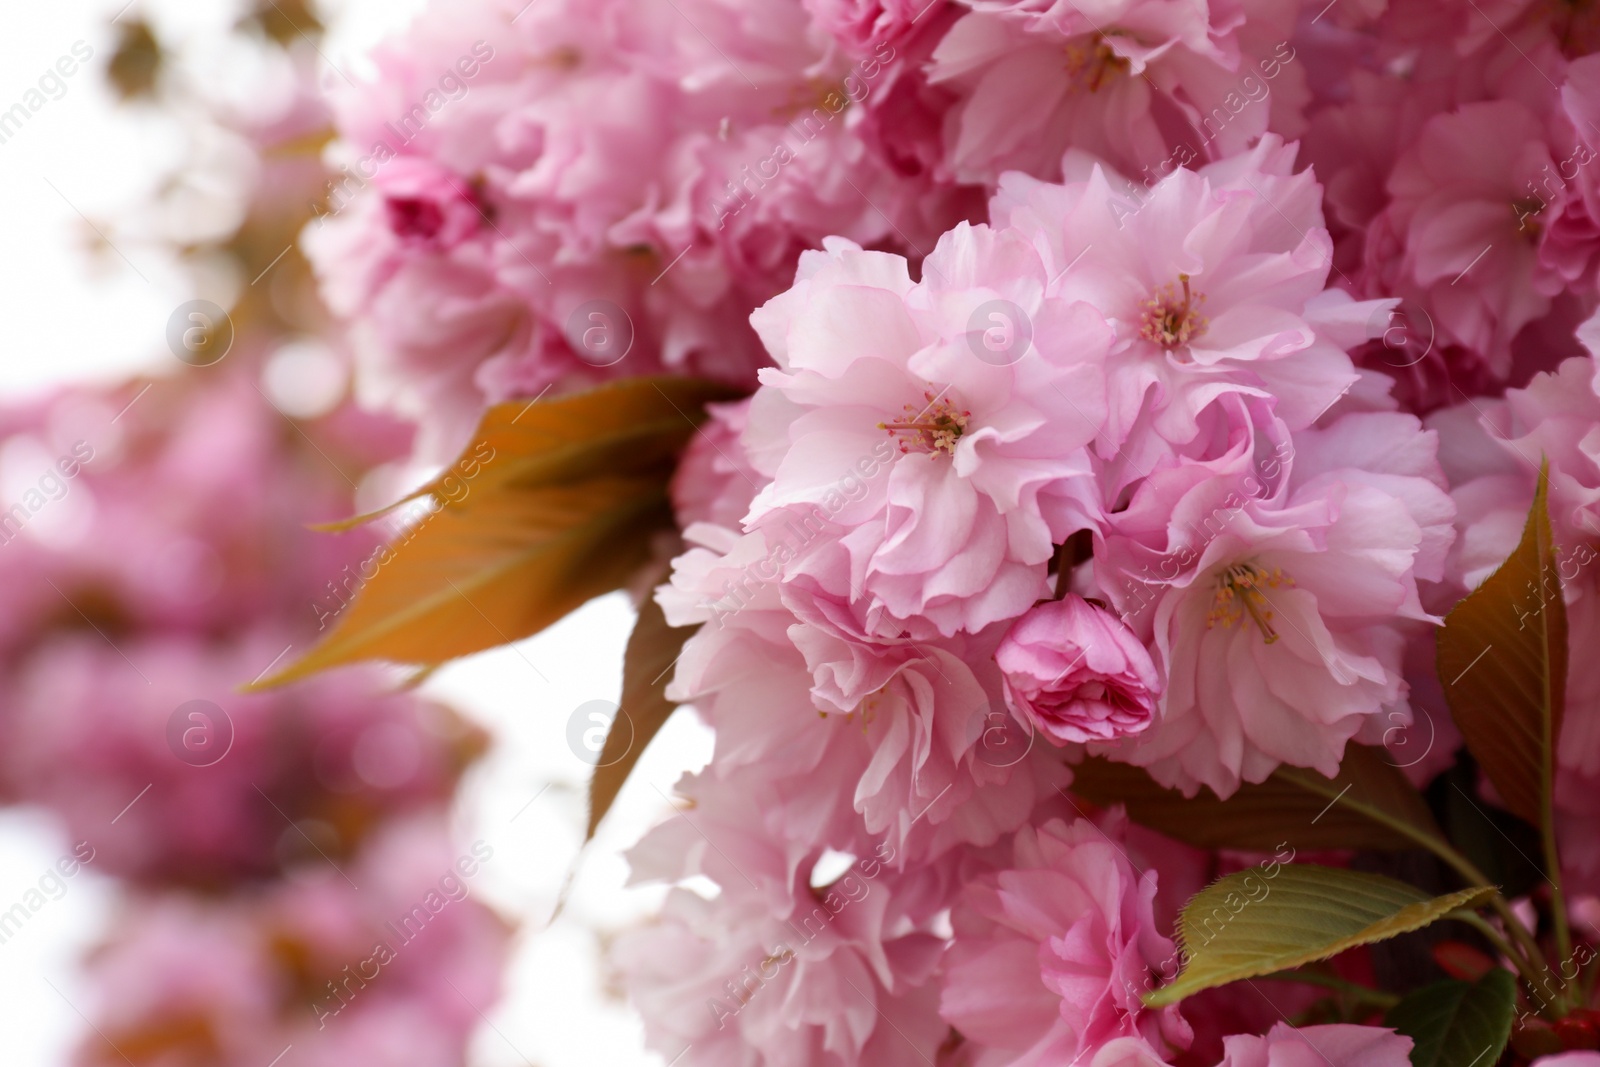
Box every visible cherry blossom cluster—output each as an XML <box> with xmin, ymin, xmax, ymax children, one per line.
<box><xmin>631</xmin><ymin>133</ymin><xmax>1451</xmax><ymax>1065</ymax></box>
<box><xmin>0</xmin><ymin>81</ymin><xmax>507</xmax><ymax>1053</ymax></box>
<box><xmin>576</xmin><ymin>0</ymin><xmax>1600</xmax><ymax>1064</ymax></box>
<box><xmin>0</xmin><ymin>362</ymin><xmax>510</xmax><ymax>1067</ymax></box>
<box><xmin>306</xmin><ymin>0</ymin><xmax>976</xmax><ymax>458</ymax></box>
<box><xmin>299</xmin><ymin>0</ymin><xmax>1600</xmax><ymax>1060</ymax></box>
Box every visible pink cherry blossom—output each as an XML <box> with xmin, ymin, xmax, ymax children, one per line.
<box><xmin>615</xmin><ymin>865</ymin><xmax>949</xmax><ymax>1067</ymax></box>
<box><xmin>927</xmin><ymin>0</ymin><xmax>1305</xmax><ymax>184</ymax></box>
<box><xmin>659</xmin><ymin>522</ymin><xmax>1068</xmax><ymax>867</ymax></box>
<box><xmin>941</xmin><ymin>814</ymin><xmax>1191</xmax><ymax>1066</ymax></box>
<box><xmin>0</xmin><ymin>370</ymin><xmax>405</xmax><ymax>651</ymax></box>
<box><xmin>801</xmin><ymin>0</ymin><xmax>944</xmax><ymax>55</ymax></box>
<box><xmin>1214</xmin><ymin>1022</ymin><xmax>1413</xmax><ymax>1067</ymax></box>
<box><xmin>992</xmin><ymin>136</ymin><xmax>1386</xmax><ymax>469</ymax></box>
<box><xmin>376</xmin><ymin>156</ymin><xmax>491</xmax><ymax>250</ymax></box>
<box><xmin>1372</xmin><ymin>101</ymin><xmax>1575</xmax><ymax>377</ymax></box>
<box><xmin>744</xmin><ymin>227</ymin><xmax>1111</xmax><ymax>638</ymax></box>
<box><xmin>1101</xmin><ymin>412</ymin><xmax>1453</xmax><ymax>796</ymax></box>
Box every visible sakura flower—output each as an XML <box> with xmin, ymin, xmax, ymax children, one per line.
<box><xmin>1378</xmin><ymin>0</ymin><xmax>1600</xmax><ymax>61</ymax></box>
<box><xmin>801</xmin><ymin>0</ymin><xmax>943</xmax><ymax>55</ymax></box>
<box><xmin>1501</xmin><ymin>350</ymin><xmax>1600</xmax><ymax>549</ymax></box>
<box><xmin>1300</xmin><ymin>67</ymin><xmax>1458</xmax><ymax>276</ymax></box>
<box><xmin>659</xmin><ymin>539</ymin><xmax>882</xmax><ymax>861</ymax></box>
<box><xmin>1298</xmin><ymin>29</ymin><xmax>1600</xmax><ymax>408</ymax></box>
<box><xmin>617</xmin><ymin>702</ymin><xmax>964</xmax><ymax>1067</ymax></box>
<box><xmin>992</xmin><ymin>136</ymin><xmax>1385</xmax><ymax>467</ymax></box>
<box><xmin>809</xmin><ymin>623</ymin><xmax>1068</xmax><ymax>858</ymax></box>
<box><xmin>1083</xmin><ymin>390</ymin><xmax>1299</xmax><ymax>617</ymax></box>
<box><xmin>745</xmin><ymin>227</ymin><xmax>1111</xmax><ymax>638</ymax></box>
<box><xmin>615</xmin><ymin>863</ymin><xmax>949</xmax><ymax>1067</ymax></box>
<box><xmin>1373</xmin><ymin>101</ymin><xmax>1576</xmax><ymax>377</ymax></box>
<box><xmin>1215</xmin><ymin>1022</ymin><xmax>1413</xmax><ymax>1067</ymax></box>
<box><xmin>941</xmin><ymin>814</ymin><xmax>1191</xmax><ymax>1066</ymax></box>
<box><xmin>660</xmin><ymin>523</ymin><xmax>1067</xmax><ymax>866</ymax></box>
<box><xmin>1081</xmin><ymin>1038</ymin><xmax>1177</xmax><ymax>1067</ymax></box>
<box><xmin>1557</xmin><ymin>57</ymin><xmax>1600</xmax><ymax>281</ymax></box>
<box><xmin>996</xmin><ymin>595</ymin><xmax>1162</xmax><ymax>744</ymax></box>
<box><xmin>376</xmin><ymin>156</ymin><xmax>490</xmax><ymax>250</ymax></box>
<box><xmin>76</xmin><ymin>895</ymin><xmax>280</xmax><ymax>1066</ymax></box>
<box><xmin>927</xmin><ymin>0</ymin><xmax>1305</xmax><ymax>183</ymax></box>
<box><xmin>1104</xmin><ymin>412</ymin><xmax>1453</xmax><ymax>796</ymax></box>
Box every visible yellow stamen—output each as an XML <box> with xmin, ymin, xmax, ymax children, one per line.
<box><xmin>877</xmin><ymin>390</ymin><xmax>971</xmax><ymax>456</ymax></box>
<box><xmin>1139</xmin><ymin>274</ymin><xmax>1208</xmax><ymax>349</ymax></box>
<box><xmin>1206</xmin><ymin>563</ymin><xmax>1293</xmax><ymax>644</ymax></box>
<box><xmin>1065</xmin><ymin>37</ymin><xmax>1129</xmax><ymax>93</ymax></box>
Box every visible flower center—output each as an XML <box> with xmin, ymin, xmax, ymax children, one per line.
<box><xmin>541</xmin><ymin>45</ymin><xmax>583</xmax><ymax>70</ymax></box>
<box><xmin>777</xmin><ymin>79</ymin><xmax>852</xmax><ymax>120</ymax></box>
<box><xmin>1205</xmin><ymin>562</ymin><xmax>1293</xmax><ymax>644</ymax></box>
<box><xmin>1512</xmin><ymin>197</ymin><xmax>1546</xmax><ymax>240</ymax></box>
<box><xmin>1065</xmin><ymin>37</ymin><xmax>1128</xmax><ymax>93</ymax></box>
<box><xmin>878</xmin><ymin>390</ymin><xmax>971</xmax><ymax>456</ymax></box>
<box><xmin>386</xmin><ymin>197</ymin><xmax>446</xmax><ymax>241</ymax></box>
<box><xmin>1139</xmin><ymin>274</ymin><xmax>1208</xmax><ymax>349</ymax></box>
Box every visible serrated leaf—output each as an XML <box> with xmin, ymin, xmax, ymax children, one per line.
<box><xmin>252</xmin><ymin>478</ymin><xmax>671</xmax><ymax>687</ymax></box>
<box><xmin>1384</xmin><ymin>969</ymin><xmax>1515</xmax><ymax>1067</ymax></box>
<box><xmin>1145</xmin><ymin>864</ymin><xmax>1495</xmax><ymax>1007</ymax></box>
<box><xmin>586</xmin><ymin>595</ymin><xmax>695</xmax><ymax>840</ymax></box>
<box><xmin>1437</xmin><ymin>465</ymin><xmax>1566</xmax><ymax>826</ymax></box>
<box><xmin>1071</xmin><ymin>745</ymin><xmax>1442</xmax><ymax>853</ymax></box>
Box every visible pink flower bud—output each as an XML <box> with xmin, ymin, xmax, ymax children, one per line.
<box><xmin>995</xmin><ymin>595</ymin><xmax>1161</xmax><ymax>745</ymax></box>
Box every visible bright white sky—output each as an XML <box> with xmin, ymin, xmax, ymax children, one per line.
<box><xmin>0</xmin><ymin>3</ymin><xmax>707</xmax><ymax>1064</ymax></box>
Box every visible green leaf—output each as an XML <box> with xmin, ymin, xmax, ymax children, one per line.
<box><xmin>1437</xmin><ymin>464</ymin><xmax>1566</xmax><ymax>827</ymax></box>
<box><xmin>586</xmin><ymin>595</ymin><xmax>695</xmax><ymax>840</ymax></box>
<box><xmin>1145</xmin><ymin>864</ymin><xmax>1496</xmax><ymax>1007</ymax></box>
<box><xmin>1071</xmin><ymin>745</ymin><xmax>1443</xmax><ymax>853</ymax></box>
<box><xmin>1384</xmin><ymin>969</ymin><xmax>1516</xmax><ymax>1067</ymax></box>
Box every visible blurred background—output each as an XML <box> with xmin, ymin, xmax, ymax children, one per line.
<box><xmin>0</xmin><ymin>2</ymin><xmax>708</xmax><ymax>1063</ymax></box>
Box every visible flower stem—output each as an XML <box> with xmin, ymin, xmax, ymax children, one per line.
<box><xmin>1452</xmin><ymin>909</ymin><xmax>1568</xmax><ymax>1019</ymax></box>
<box><xmin>1052</xmin><ymin>541</ymin><xmax>1072</xmax><ymax>599</ymax></box>
<box><xmin>1381</xmin><ymin>819</ymin><xmax>1565</xmax><ymax>1012</ymax></box>
<box><xmin>1052</xmin><ymin>530</ymin><xmax>1092</xmax><ymax>600</ymax></box>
